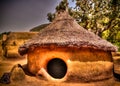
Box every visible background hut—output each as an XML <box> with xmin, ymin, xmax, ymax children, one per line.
<box><xmin>1</xmin><ymin>32</ymin><xmax>37</xmax><ymax>58</ymax></box>
<box><xmin>18</xmin><ymin>10</ymin><xmax>117</xmax><ymax>82</ymax></box>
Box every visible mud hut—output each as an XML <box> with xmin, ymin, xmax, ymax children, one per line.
<box><xmin>18</xmin><ymin>10</ymin><xmax>117</xmax><ymax>82</ymax></box>
<box><xmin>1</xmin><ymin>32</ymin><xmax>37</xmax><ymax>58</ymax></box>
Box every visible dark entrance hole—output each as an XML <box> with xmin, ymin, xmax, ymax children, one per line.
<box><xmin>47</xmin><ymin>58</ymin><xmax>67</xmax><ymax>79</ymax></box>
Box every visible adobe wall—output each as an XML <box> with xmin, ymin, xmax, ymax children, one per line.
<box><xmin>27</xmin><ymin>47</ymin><xmax>113</xmax><ymax>75</ymax></box>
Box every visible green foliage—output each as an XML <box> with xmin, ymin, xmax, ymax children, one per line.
<box><xmin>47</xmin><ymin>0</ymin><xmax>69</xmax><ymax>22</ymax></box>
<box><xmin>73</xmin><ymin>0</ymin><xmax>120</xmax><ymax>38</ymax></box>
<box><xmin>0</xmin><ymin>34</ymin><xmax>2</xmax><ymax>40</ymax></box>
<box><xmin>2</xmin><ymin>31</ymin><xmax>11</xmax><ymax>35</ymax></box>
<box><xmin>47</xmin><ymin>13</ymin><xmax>55</xmax><ymax>22</ymax></box>
<box><xmin>114</xmin><ymin>42</ymin><xmax>120</xmax><ymax>51</ymax></box>
<box><xmin>110</xmin><ymin>0</ymin><xmax>120</xmax><ymax>6</ymax></box>
<box><xmin>116</xmin><ymin>32</ymin><xmax>120</xmax><ymax>41</ymax></box>
<box><xmin>0</xmin><ymin>31</ymin><xmax>11</xmax><ymax>40</ymax></box>
<box><xmin>55</xmin><ymin>0</ymin><xmax>68</xmax><ymax>11</ymax></box>
<box><xmin>47</xmin><ymin>0</ymin><xmax>120</xmax><ymax>45</ymax></box>
<box><xmin>30</xmin><ymin>23</ymin><xmax>50</xmax><ymax>32</ymax></box>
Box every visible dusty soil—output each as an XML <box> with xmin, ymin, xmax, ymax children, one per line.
<box><xmin>0</xmin><ymin>56</ymin><xmax>120</xmax><ymax>86</ymax></box>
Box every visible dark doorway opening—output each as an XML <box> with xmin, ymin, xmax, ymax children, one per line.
<box><xmin>47</xmin><ymin>58</ymin><xmax>67</xmax><ymax>79</ymax></box>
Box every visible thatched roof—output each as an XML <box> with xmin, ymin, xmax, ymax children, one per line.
<box><xmin>19</xmin><ymin>11</ymin><xmax>117</xmax><ymax>55</ymax></box>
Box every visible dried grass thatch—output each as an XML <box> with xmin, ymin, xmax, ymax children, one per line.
<box><xmin>19</xmin><ymin>11</ymin><xmax>117</xmax><ymax>55</ymax></box>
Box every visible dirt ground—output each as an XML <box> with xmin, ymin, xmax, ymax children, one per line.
<box><xmin>0</xmin><ymin>56</ymin><xmax>120</xmax><ymax>86</ymax></box>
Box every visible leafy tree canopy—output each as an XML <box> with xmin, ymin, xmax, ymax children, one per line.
<box><xmin>47</xmin><ymin>0</ymin><xmax>120</xmax><ymax>44</ymax></box>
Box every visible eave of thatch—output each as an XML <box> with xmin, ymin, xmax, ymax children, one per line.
<box><xmin>18</xmin><ymin>11</ymin><xmax>118</xmax><ymax>55</ymax></box>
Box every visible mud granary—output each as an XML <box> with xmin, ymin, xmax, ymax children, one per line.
<box><xmin>18</xmin><ymin>10</ymin><xmax>117</xmax><ymax>82</ymax></box>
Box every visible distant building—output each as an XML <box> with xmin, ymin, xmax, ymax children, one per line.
<box><xmin>1</xmin><ymin>32</ymin><xmax>38</xmax><ymax>58</ymax></box>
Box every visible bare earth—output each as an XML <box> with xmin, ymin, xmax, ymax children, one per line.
<box><xmin>0</xmin><ymin>56</ymin><xmax>120</xmax><ymax>86</ymax></box>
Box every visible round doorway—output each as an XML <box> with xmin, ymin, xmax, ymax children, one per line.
<box><xmin>47</xmin><ymin>58</ymin><xmax>67</xmax><ymax>79</ymax></box>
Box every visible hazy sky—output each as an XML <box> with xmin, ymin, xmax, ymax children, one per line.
<box><xmin>0</xmin><ymin>0</ymin><xmax>75</xmax><ymax>33</ymax></box>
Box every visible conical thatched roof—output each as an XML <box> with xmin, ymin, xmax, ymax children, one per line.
<box><xmin>19</xmin><ymin>11</ymin><xmax>117</xmax><ymax>55</ymax></box>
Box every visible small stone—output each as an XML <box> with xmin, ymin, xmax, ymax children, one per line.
<box><xmin>0</xmin><ymin>72</ymin><xmax>11</xmax><ymax>84</ymax></box>
<box><xmin>10</xmin><ymin>64</ymin><xmax>25</xmax><ymax>82</ymax></box>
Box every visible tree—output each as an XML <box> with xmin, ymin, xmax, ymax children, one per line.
<box><xmin>72</xmin><ymin>0</ymin><xmax>120</xmax><ymax>38</ymax></box>
<box><xmin>1</xmin><ymin>31</ymin><xmax>11</xmax><ymax>57</ymax></box>
<box><xmin>47</xmin><ymin>0</ymin><xmax>70</xmax><ymax>22</ymax></box>
<box><xmin>47</xmin><ymin>13</ymin><xmax>55</xmax><ymax>22</ymax></box>
<box><xmin>47</xmin><ymin>0</ymin><xmax>120</xmax><ymax>41</ymax></box>
<box><xmin>105</xmin><ymin>0</ymin><xmax>120</xmax><ymax>42</ymax></box>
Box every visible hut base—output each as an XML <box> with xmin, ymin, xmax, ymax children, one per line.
<box><xmin>36</xmin><ymin>60</ymin><xmax>113</xmax><ymax>82</ymax></box>
<box><xmin>67</xmin><ymin>60</ymin><xmax>113</xmax><ymax>82</ymax></box>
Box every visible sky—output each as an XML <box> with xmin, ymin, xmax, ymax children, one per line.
<box><xmin>0</xmin><ymin>0</ymin><xmax>75</xmax><ymax>33</ymax></box>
